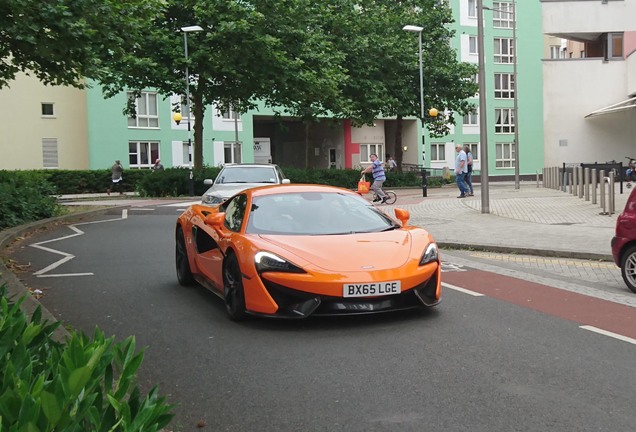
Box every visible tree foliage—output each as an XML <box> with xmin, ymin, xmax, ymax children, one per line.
<box><xmin>0</xmin><ymin>0</ymin><xmax>163</xmax><ymax>89</ymax></box>
<box><xmin>3</xmin><ymin>0</ymin><xmax>477</xmax><ymax>171</ymax></box>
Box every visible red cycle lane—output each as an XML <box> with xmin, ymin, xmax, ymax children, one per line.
<box><xmin>443</xmin><ymin>269</ymin><xmax>636</xmax><ymax>341</ymax></box>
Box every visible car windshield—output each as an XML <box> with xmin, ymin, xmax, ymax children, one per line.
<box><xmin>216</xmin><ymin>167</ymin><xmax>278</xmax><ymax>184</ymax></box>
<box><xmin>246</xmin><ymin>192</ymin><xmax>399</xmax><ymax>235</ymax></box>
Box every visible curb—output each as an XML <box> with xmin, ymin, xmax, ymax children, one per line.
<box><xmin>437</xmin><ymin>241</ymin><xmax>614</xmax><ymax>262</ymax></box>
<box><xmin>0</xmin><ymin>207</ymin><xmax>118</xmax><ymax>342</ymax></box>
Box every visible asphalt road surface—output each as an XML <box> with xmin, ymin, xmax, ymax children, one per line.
<box><xmin>7</xmin><ymin>204</ymin><xmax>636</xmax><ymax>432</ymax></box>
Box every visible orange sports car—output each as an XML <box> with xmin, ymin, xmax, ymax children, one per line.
<box><xmin>175</xmin><ymin>184</ymin><xmax>441</xmax><ymax>320</ymax></box>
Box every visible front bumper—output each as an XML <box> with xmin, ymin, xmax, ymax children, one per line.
<box><xmin>257</xmin><ymin>272</ymin><xmax>441</xmax><ymax>318</ymax></box>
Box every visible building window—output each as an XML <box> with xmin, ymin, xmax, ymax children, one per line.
<box><xmin>221</xmin><ymin>105</ymin><xmax>240</xmax><ymax>120</ymax></box>
<box><xmin>224</xmin><ymin>141</ymin><xmax>242</xmax><ymax>163</ymax></box>
<box><xmin>129</xmin><ymin>141</ymin><xmax>160</xmax><ymax>168</ymax></box>
<box><xmin>467</xmin><ymin>0</ymin><xmax>476</xmax><ymax>18</ymax></box>
<box><xmin>463</xmin><ymin>109</ymin><xmax>479</xmax><ymax>126</ymax></box>
<box><xmin>492</xmin><ymin>2</ymin><xmax>513</xmax><ymax>29</ymax></box>
<box><xmin>494</xmin><ymin>73</ymin><xmax>515</xmax><ymax>99</ymax></box>
<box><xmin>430</xmin><ymin>143</ymin><xmax>445</xmax><ymax>161</ymax></box>
<box><xmin>360</xmin><ymin>144</ymin><xmax>384</xmax><ymax>163</ymax></box>
<box><xmin>127</xmin><ymin>92</ymin><xmax>159</xmax><ymax>128</ymax></box>
<box><xmin>494</xmin><ymin>38</ymin><xmax>515</xmax><ymax>63</ymax></box>
<box><xmin>467</xmin><ymin>143</ymin><xmax>479</xmax><ymax>161</ymax></box>
<box><xmin>496</xmin><ymin>142</ymin><xmax>515</xmax><ymax>168</ymax></box>
<box><xmin>469</xmin><ymin>36</ymin><xmax>478</xmax><ymax>55</ymax></box>
<box><xmin>41</xmin><ymin>103</ymin><xmax>55</xmax><ymax>117</ymax></box>
<box><xmin>607</xmin><ymin>32</ymin><xmax>623</xmax><ymax>60</ymax></box>
<box><xmin>495</xmin><ymin>108</ymin><xmax>515</xmax><ymax>133</ymax></box>
<box><xmin>42</xmin><ymin>138</ymin><xmax>58</xmax><ymax>168</ymax></box>
<box><xmin>179</xmin><ymin>95</ymin><xmax>191</xmax><ymax>120</ymax></box>
<box><xmin>549</xmin><ymin>46</ymin><xmax>560</xmax><ymax>59</ymax></box>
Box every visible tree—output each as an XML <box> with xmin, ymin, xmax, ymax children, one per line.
<box><xmin>330</xmin><ymin>0</ymin><xmax>478</xmax><ymax>170</ymax></box>
<box><xmin>0</xmin><ymin>0</ymin><xmax>163</xmax><ymax>89</ymax></box>
<box><xmin>98</xmin><ymin>0</ymin><xmax>347</xmax><ymax>169</ymax></box>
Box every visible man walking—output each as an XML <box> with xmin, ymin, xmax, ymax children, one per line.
<box><xmin>107</xmin><ymin>160</ymin><xmax>124</xmax><ymax>195</ymax></box>
<box><xmin>361</xmin><ymin>153</ymin><xmax>388</xmax><ymax>203</ymax></box>
<box><xmin>455</xmin><ymin>144</ymin><xmax>468</xmax><ymax>198</ymax></box>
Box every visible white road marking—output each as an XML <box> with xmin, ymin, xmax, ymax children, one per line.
<box><xmin>441</xmin><ymin>282</ymin><xmax>484</xmax><ymax>296</ymax></box>
<box><xmin>129</xmin><ymin>208</ymin><xmax>155</xmax><ymax>211</ymax></box>
<box><xmin>162</xmin><ymin>201</ymin><xmax>200</xmax><ymax>207</ymax></box>
<box><xmin>579</xmin><ymin>325</ymin><xmax>636</xmax><ymax>346</ymax></box>
<box><xmin>30</xmin><ymin>209</ymin><xmax>128</xmax><ymax>278</ymax></box>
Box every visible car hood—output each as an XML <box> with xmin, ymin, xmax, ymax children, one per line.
<box><xmin>258</xmin><ymin>231</ymin><xmax>414</xmax><ymax>272</ymax></box>
<box><xmin>203</xmin><ymin>183</ymin><xmax>274</xmax><ymax>199</ymax></box>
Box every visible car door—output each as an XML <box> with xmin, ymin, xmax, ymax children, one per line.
<box><xmin>194</xmin><ymin>194</ymin><xmax>248</xmax><ymax>291</ymax></box>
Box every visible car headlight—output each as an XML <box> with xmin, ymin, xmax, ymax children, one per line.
<box><xmin>255</xmin><ymin>251</ymin><xmax>306</xmax><ymax>274</ymax></box>
<box><xmin>202</xmin><ymin>194</ymin><xmax>224</xmax><ymax>205</ymax></box>
<box><xmin>419</xmin><ymin>243</ymin><xmax>439</xmax><ymax>266</ymax></box>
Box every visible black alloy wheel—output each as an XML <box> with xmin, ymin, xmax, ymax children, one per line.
<box><xmin>176</xmin><ymin>226</ymin><xmax>195</xmax><ymax>286</ymax></box>
<box><xmin>223</xmin><ymin>253</ymin><xmax>247</xmax><ymax>320</ymax></box>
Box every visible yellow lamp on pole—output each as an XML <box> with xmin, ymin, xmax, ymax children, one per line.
<box><xmin>429</xmin><ymin>108</ymin><xmax>439</xmax><ymax>118</ymax></box>
<box><xmin>172</xmin><ymin>112</ymin><xmax>182</xmax><ymax>125</ymax></box>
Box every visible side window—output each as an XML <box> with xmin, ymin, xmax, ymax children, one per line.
<box><xmin>223</xmin><ymin>194</ymin><xmax>248</xmax><ymax>232</ymax></box>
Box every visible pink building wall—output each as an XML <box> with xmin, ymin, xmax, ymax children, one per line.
<box><xmin>625</xmin><ymin>31</ymin><xmax>636</xmax><ymax>58</ymax></box>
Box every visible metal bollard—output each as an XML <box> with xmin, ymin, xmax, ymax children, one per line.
<box><xmin>584</xmin><ymin>168</ymin><xmax>590</xmax><ymax>201</ymax></box>
<box><xmin>578</xmin><ymin>166</ymin><xmax>584</xmax><ymax>198</ymax></box>
<box><xmin>568</xmin><ymin>173</ymin><xmax>573</xmax><ymax>194</ymax></box>
<box><xmin>609</xmin><ymin>170</ymin><xmax>615</xmax><ymax>215</ymax></box>
<box><xmin>542</xmin><ymin>168</ymin><xmax>546</xmax><ymax>188</ymax></box>
<box><xmin>599</xmin><ymin>170</ymin><xmax>607</xmax><ymax>214</ymax></box>
<box><xmin>591</xmin><ymin>169</ymin><xmax>597</xmax><ymax>204</ymax></box>
<box><xmin>421</xmin><ymin>168</ymin><xmax>428</xmax><ymax>197</ymax></box>
<box><xmin>572</xmin><ymin>168</ymin><xmax>578</xmax><ymax>196</ymax></box>
<box><xmin>561</xmin><ymin>168</ymin><xmax>568</xmax><ymax>192</ymax></box>
<box><xmin>536</xmin><ymin>171</ymin><xmax>540</xmax><ymax>188</ymax></box>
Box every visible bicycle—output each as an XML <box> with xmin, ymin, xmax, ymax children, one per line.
<box><xmin>372</xmin><ymin>189</ymin><xmax>397</xmax><ymax>205</ymax></box>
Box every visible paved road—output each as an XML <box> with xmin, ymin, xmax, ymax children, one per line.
<box><xmin>4</xmin><ymin>202</ymin><xmax>636</xmax><ymax>431</ymax></box>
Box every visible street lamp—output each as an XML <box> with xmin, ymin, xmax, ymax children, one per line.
<box><xmin>477</xmin><ymin>0</ymin><xmax>490</xmax><ymax>213</ymax></box>
<box><xmin>177</xmin><ymin>25</ymin><xmax>203</xmax><ymax>196</ymax></box>
<box><xmin>402</xmin><ymin>25</ymin><xmax>425</xmax><ymax>123</ymax></box>
<box><xmin>403</xmin><ymin>25</ymin><xmax>439</xmax><ymax>197</ymax></box>
<box><xmin>484</xmin><ymin>1</ymin><xmax>519</xmax><ymax>190</ymax></box>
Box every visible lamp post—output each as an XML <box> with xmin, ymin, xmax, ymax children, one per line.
<box><xmin>179</xmin><ymin>25</ymin><xmax>203</xmax><ymax>196</ymax></box>
<box><xmin>477</xmin><ymin>0</ymin><xmax>490</xmax><ymax>213</ymax></box>
<box><xmin>484</xmin><ymin>1</ymin><xmax>519</xmax><ymax>190</ymax></box>
<box><xmin>403</xmin><ymin>25</ymin><xmax>439</xmax><ymax>197</ymax></box>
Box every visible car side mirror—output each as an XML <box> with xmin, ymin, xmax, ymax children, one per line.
<box><xmin>203</xmin><ymin>179</ymin><xmax>213</xmax><ymax>185</ymax></box>
<box><xmin>394</xmin><ymin>208</ymin><xmax>410</xmax><ymax>227</ymax></box>
<box><xmin>205</xmin><ymin>212</ymin><xmax>228</xmax><ymax>235</ymax></box>
<box><xmin>282</xmin><ymin>179</ymin><xmax>291</xmax><ymax>184</ymax></box>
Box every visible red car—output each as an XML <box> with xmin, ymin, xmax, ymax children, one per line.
<box><xmin>611</xmin><ymin>187</ymin><xmax>636</xmax><ymax>293</ymax></box>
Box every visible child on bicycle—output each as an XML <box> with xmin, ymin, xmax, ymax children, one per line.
<box><xmin>361</xmin><ymin>154</ymin><xmax>388</xmax><ymax>203</ymax></box>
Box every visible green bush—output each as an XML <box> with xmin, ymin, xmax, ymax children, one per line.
<box><xmin>0</xmin><ymin>286</ymin><xmax>174</xmax><ymax>431</ymax></box>
<box><xmin>136</xmin><ymin>167</ymin><xmax>221</xmax><ymax>197</ymax></box>
<box><xmin>0</xmin><ymin>171</ymin><xmax>62</xmax><ymax>229</ymax></box>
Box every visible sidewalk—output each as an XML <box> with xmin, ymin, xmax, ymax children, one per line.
<box><xmin>388</xmin><ymin>182</ymin><xmax>630</xmax><ymax>261</ymax></box>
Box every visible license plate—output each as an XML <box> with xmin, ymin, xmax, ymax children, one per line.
<box><xmin>343</xmin><ymin>281</ymin><xmax>401</xmax><ymax>297</ymax></box>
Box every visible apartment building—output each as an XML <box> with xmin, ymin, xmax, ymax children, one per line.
<box><xmin>542</xmin><ymin>0</ymin><xmax>636</xmax><ymax>167</ymax></box>
<box><xmin>0</xmin><ymin>73</ymin><xmax>88</xmax><ymax>170</ymax></box>
<box><xmin>1</xmin><ymin>1</ymin><xmax>545</xmax><ymax>175</ymax></box>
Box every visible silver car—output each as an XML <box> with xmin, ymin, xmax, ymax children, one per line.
<box><xmin>201</xmin><ymin>163</ymin><xmax>290</xmax><ymax>205</ymax></box>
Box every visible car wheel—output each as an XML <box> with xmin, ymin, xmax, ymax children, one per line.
<box><xmin>620</xmin><ymin>245</ymin><xmax>636</xmax><ymax>293</ymax></box>
<box><xmin>223</xmin><ymin>253</ymin><xmax>247</xmax><ymax>321</ymax></box>
<box><xmin>176</xmin><ymin>226</ymin><xmax>195</xmax><ymax>286</ymax></box>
